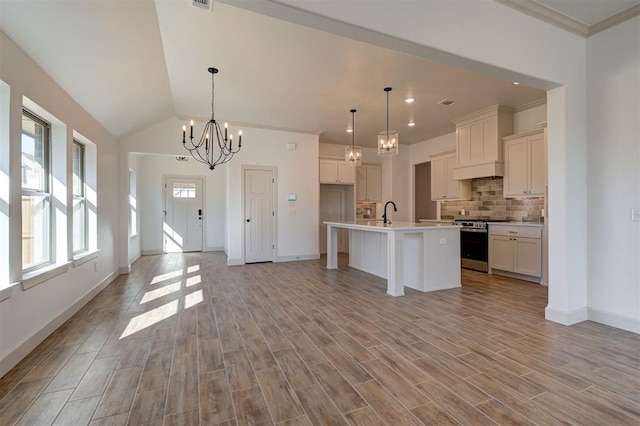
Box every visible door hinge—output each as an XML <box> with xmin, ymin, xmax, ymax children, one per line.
<box><xmin>272</xmin><ymin>211</ymin><xmax>275</xmax><ymax>216</ymax></box>
<box><xmin>163</xmin><ymin>210</ymin><xmax>166</xmax><ymax>216</ymax></box>
<box><xmin>272</xmin><ymin>244</ymin><xmax>275</xmax><ymax>249</ymax></box>
<box><xmin>272</xmin><ymin>178</ymin><xmax>275</xmax><ymax>183</ymax></box>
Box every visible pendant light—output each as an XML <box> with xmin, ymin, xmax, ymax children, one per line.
<box><xmin>181</xmin><ymin>67</ymin><xmax>243</xmax><ymax>170</ymax></box>
<box><xmin>378</xmin><ymin>87</ymin><xmax>399</xmax><ymax>156</ymax></box>
<box><xmin>345</xmin><ymin>109</ymin><xmax>362</xmax><ymax>166</ymax></box>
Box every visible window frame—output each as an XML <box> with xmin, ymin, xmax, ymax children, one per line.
<box><xmin>21</xmin><ymin>108</ymin><xmax>52</xmax><ymax>272</ymax></box>
<box><xmin>72</xmin><ymin>139</ymin><xmax>87</xmax><ymax>254</ymax></box>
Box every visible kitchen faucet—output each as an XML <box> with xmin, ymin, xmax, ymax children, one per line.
<box><xmin>382</xmin><ymin>201</ymin><xmax>397</xmax><ymax>224</ymax></box>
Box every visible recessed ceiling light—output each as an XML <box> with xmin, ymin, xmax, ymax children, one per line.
<box><xmin>346</xmin><ymin>128</ymin><xmax>353</xmax><ymax>133</ymax></box>
<box><xmin>405</xmin><ymin>97</ymin><xmax>415</xmax><ymax>104</ymax></box>
<box><xmin>408</xmin><ymin>121</ymin><xmax>416</xmax><ymax>127</ymax></box>
<box><xmin>513</xmin><ymin>81</ymin><xmax>520</xmax><ymax>85</ymax></box>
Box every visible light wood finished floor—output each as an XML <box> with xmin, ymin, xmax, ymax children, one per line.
<box><xmin>1</xmin><ymin>253</ymin><xmax>639</xmax><ymax>425</ymax></box>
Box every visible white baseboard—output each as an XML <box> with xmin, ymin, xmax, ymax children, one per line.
<box><xmin>141</xmin><ymin>249</ymin><xmax>164</xmax><ymax>256</ymax></box>
<box><xmin>545</xmin><ymin>305</ymin><xmax>589</xmax><ymax>325</ymax></box>
<box><xmin>0</xmin><ymin>270</ymin><xmax>119</xmax><ymax>377</ymax></box>
<box><xmin>275</xmin><ymin>254</ymin><xmax>320</xmax><ymax>262</ymax></box>
<box><xmin>204</xmin><ymin>246</ymin><xmax>224</xmax><ymax>252</ymax></box>
<box><xmin>119</xmin><ymin>265</ymin><xmax>131</xmax><ymax>274</ymax></box>
<box><xmin>588</xmin><ymin>307</ymin><xmax>640</xmax><ymax>334</ymax></box>
<box><xmin>227</xmin><ymin>258</ymin><xmax>244</xmax><ymax>266</ymax></box>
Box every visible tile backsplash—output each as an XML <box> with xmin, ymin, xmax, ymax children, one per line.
<box><xmin>441</xmin><ymin>177</ymin><xmax>544</xmax><ymax>222</ymax></box>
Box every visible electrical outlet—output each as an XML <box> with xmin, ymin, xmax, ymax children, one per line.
<box><xmin>439</xmin><ymin>238</ymin><xmax>447</xmax><ymax>244</ymax></box>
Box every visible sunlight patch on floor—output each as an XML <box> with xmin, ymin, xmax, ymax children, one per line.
<box><xmin>120</xmin><ymin>300</ymin><xmax>178</xmax><ymax>339</ymax></box>
<box><xmin>186</xmin><ymin>274</ymin><xmax>201</xmax><ymax>287</ymax></box>
<box><xmin>184</xmin><ymin>289</ymin><xmax>203</xmax><ymax>309</ymax></box>
<box><xmin>140</xmin><ymin>282</ymin><xmax>181</xmax><ymax>304</ymax></box>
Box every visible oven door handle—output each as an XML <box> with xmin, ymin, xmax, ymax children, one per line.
<box><xmin>460</xmin><ymin>228</ymin><xmax>487</xmax><ymax>233</ymax></box>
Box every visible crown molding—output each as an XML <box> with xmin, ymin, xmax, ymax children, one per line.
<box><xmin>495</xmin><ymin>0</ymin><xmax>640</xmax><ymax>38</ymax></box>
<box><xmin>495</xmin><ymin>0</ymin><xmax>589</xmax><ymax>37</ymax></box>
<box><xmin>514</xmin><ymin>97</ymin><xmax>546</xmax><ymax>112</ymax></box>
<box><xmin>589</xmin><ymin>4</ymin><xmax>640</xmax><ymax>37</ymax></box>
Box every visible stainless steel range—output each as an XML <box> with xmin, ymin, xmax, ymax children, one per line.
<box><xmin>456</xmin><ymin>220</ymin><xmax>502</xmax><ymax>273</ymax></box>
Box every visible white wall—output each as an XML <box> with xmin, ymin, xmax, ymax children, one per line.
<box><xmin>514</xmin><ymin>104</ymin><xmax>547</xmax><ymax>134</ymax></box>
<box><xmin>226</xmin><ymin>128</ymin><xmax>320</xmax><ymax>264</ymax></box>
<box><xmin>586</xmin><ymin>17</ymin><xmax>640</xmax><ymax>332</ymax></box>
<box><xmin>137</xmin><ymin>155</ymin><xmax>226</xmax><ymax>253</ymax></box>
<box><xmin>319</xmin><ymin>143</ymin><xmax>381</xmax><ymax>164</ymax></box>
<box><xmin>0</xmin><ymin>30</ymin><xmax>120</xmax><ymax>375</ymax></box>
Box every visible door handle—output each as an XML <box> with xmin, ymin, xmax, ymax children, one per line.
<box><xmin>246</xmin><ymin>218</ymin><xmax>251</xmax><ymax>223</ymax></box>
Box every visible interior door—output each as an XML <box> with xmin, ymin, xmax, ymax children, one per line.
<box><xmin>244</xmin><ymin>168</ymin><xmax>274</xmax><ymax>263</ymax></box>
<box><xmin>164</xmin><ymin>177</ymin><xmax>203</xmax><ymax>253</ymax></box>
<box><xmin>320</xmin><ymin>188</ymin><xmax>344</xmax><ymax>254</ymax></box>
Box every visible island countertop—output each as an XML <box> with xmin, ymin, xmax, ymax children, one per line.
<box><xmin>324</xmin><ymin>220</ymin><xmax>461</xmax><ymax>231</ymax></box>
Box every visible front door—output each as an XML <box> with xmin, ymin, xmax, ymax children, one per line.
<box><xmin>164</xmin><ymin>177</ymin><xmax>203</xmax><ymax>253</ymax></box>
<box><xmin>244</xmin><ymin>168</ymin><xmax>275</xmax><ymax>263</ymax></box>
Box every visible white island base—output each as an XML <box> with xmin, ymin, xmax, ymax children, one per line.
<box><xmin>325</xmin><ymin>221</ymin><xmax>461</xmax><ymax>296</ymax></box>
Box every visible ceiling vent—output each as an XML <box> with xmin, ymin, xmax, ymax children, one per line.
<box><xmin>438</xmin><ymin>99</ymin><xmax>455</xmax><ymax>106</ymax></box>
<box><xmin>192</xmin><ymin>0</ymin><xmax>210</xmax><ymax>10</ymax></box>
<box><xmin>176</xmin><ymin>156</ymin><xmax>189</xmax><ymax>162</ymax></box>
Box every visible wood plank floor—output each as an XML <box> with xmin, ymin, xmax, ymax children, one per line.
<box><xmin>1</xmin><ymin>252</ymin><xmax>639</xmax><ymax>425</ymax></box>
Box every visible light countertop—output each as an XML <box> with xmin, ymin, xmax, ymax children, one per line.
<box><xmin>325</xmin><ymin>221</ymin><xmax>461</xmax><ymax>231</ymax></box>
<box><xmin>488</xmin><ymin>222</ymin><xmax>544</xmax><ymax>228</ymax></box>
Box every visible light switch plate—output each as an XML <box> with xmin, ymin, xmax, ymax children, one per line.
<box><xmin>632</xmin><ymin>208</ymin><xmax>640</xmax><ymax>222</ymax></box>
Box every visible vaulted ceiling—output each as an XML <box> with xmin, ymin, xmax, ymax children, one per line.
<box><xmin>0</xmin><ymin>0</ymin><xmax>636</xmax><ymax>148</ymax></box>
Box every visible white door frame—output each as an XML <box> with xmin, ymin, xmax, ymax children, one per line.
<box><xmin>162</xmin><ymin>174</ymin><xmax>206</xmax><ymax>253</ymax></box>
<box><xmin>241</xmin><ymin>165</ymin><xmax>277</xmax><ymax>263</ymax></box>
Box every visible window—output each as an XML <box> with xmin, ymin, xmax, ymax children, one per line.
<box><xmin>72</xmin><ymin>140</ymin><xmax>87</xmax><ymax>253</ymax></box>
<box><xmin>173</xmin><ymin>182</ymin><xmax>196</xmax><ymax>198</ymax></box>
<box><xmin>129</xmin><ymin>169</ymin><xmax>137</xmax><ymax>237</ymax></box>
<box><xmin>22</xmin><ymin>109</ymin><xmax>51</xmax><ymax>270</ymax></box>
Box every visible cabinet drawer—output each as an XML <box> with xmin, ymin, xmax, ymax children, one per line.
<box><xmin>489</xmin><ymin>225</ymin><xmax>541</xmax><ymax>239</ymax></box>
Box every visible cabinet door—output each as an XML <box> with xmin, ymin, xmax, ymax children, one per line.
<box><xmin>504</xmin><ymin>138</ymin><xmax>528</xmax><ymax>197</ymax></box>
<box><xmin>356</xmin><ymin>166</ymin><xmax>367</xmax><ymax>200</ymax></box>
<box><xmin>319</xmin><ymin>160</ymin><xmax>338</xmax><ymax>183</ymax></box>
<box><xmin>338</xmin><ymin>162</ymin><xmax>356</xmax><ymax>184</ymax></box>
<box><xmin>514</xmin><ymin>237</ymin><xmax>542</xmax><ymax>277</ymax></box>
<box><xmin>490</xmin><ymin>235</ymin><xmax>514</xmax><ymax>271</ymax></box>
<box><xmin>444</xmin><ymin>154</ymin><xmax>459</xmax><ymax>199</ymax></box>
<box><xmin>456</xmin><ymin>125</ymin><xmax>471</xmax><ymax>166</ymax></box>
<box><xmin>528</xmin><ymin>134</ymin><xmax>546</xmax><ymax>196</ymax></box>
<box><xmin>366</xmin><ymin>165</ymin><xmax>382</xmax><ymax>201</ymax></box>
<box><xmin>430</xmin><ymin>156</ymin><xmax>446</xmax><ymax>200</ymax></box>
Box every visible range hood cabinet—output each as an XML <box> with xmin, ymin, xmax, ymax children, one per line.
<box><xmin>451</xmin><ymin>105</ymin><xmax>514</xmax><ymax>181</ymax></box>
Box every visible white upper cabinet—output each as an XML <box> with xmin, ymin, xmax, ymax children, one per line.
<box><xmin>430</xmin><ymin>151</ymin><xmax>471</xmax><ymax>201</ymax></box>
<box><xmin>503</xmin><ymin>128</ymin><xmax>546</xmax><ymax>197</ymax></box>
<box><xmin>356</xmin><ymin>165</ymin><xmax>382</xmax><ymax>202</ymax></box>
<box><xmin>451</xmin><ymin>105</ymin><xmax>514</xmax><ymax>180</ymax></box>
<box><xmin>320</xmin><ymin>159</ymin><xmax>356</xmax><ymax>184</ymax></box>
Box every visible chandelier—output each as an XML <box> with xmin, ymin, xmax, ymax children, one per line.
<box><xmin>378</xmin><ymin>87</ymin><xmax>399</xmax><ymax>156</ymax></box>
<box><xmin>181</xmin><ymin>67</ymin><xmax>242</xmax><ymax>170</ymax></box>
<box><xmin>345</xmin><ymin>109</ymin><xmax>362</xmax><ymax>166</ymax></box>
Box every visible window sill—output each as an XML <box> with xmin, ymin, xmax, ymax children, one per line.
<box><xmin>22</xmin><ymin>261</ymin><xmax>72</xmax><ymax>291</ymax></box>
<box><xmin>0</xmin><ymin>282</ymin><xmax>20</xmax><ymax>303</ymax></box>
<box><xmin>73</xmin><ymin>249</ymin><xmax>100</xmax><ymax>267</ymax></box>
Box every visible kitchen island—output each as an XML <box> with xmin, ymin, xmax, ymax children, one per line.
<box><xmin>325</xmin><ymin>221</ymin><xmax>461</xmax><ymax>296</ymax></box>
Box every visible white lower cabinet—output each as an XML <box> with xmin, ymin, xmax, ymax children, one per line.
<box><xmin>489</xmin><ymin>224</ymin><xmax>542</xmax><ymax>281</ymax></box>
